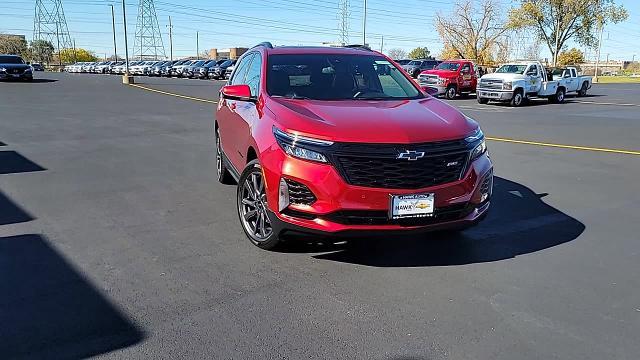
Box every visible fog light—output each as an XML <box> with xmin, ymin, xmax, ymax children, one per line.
<box><xmin>480</xmin><ymin>171</ymin><xmax>493</xmax><ymax>203</ymax></box>
<box><xmin>278</xmin><ymin>178</ymin><xmax>290</xmax><ymax>212</ymax></box>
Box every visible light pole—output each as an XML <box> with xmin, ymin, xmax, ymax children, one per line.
<box><xmin>121</xmin><ymin>0</ymin><xmax>133</xmax><ymax>83</ymax></box>
<box><xmin>594</xmin><ymin>23</ymin><xmax>603</xmax><ymax>83</ymax></box>
<box><xmin>196</xmin><ymin>31</ymin><xmax>199</xmax><ymax>60</ymax></box>
<box><xmin>167</xmin><ymin>16</ymin><xmax>173</xmax><ymax>62</ymax></box>
<box><xmin>110</xmin><ymin>5</ymin><xmax>117</xmax><ymax>60</ymax></box>
<box><xmin>362</xmin><ymin>0</ymin><xmax>367</xmax><ymax>46</ymax></box>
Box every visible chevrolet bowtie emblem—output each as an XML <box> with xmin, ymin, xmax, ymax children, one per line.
<box><xmin>397</xmin><ymin>150</ymin><xmax>425</xmax><ymax>161</ymax></box>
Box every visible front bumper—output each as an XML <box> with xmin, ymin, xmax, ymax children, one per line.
<box><xmin>0</xmin><ymin>72</ymin><xmax>32</xmax><ymax>80</ymax></box>
<box><xmin>420</xmin><ymin>84</ymin><xmax>447</xmax><ymax>95</ymax></box>
<box><xmin>477</xmin><ymin>89</ymin><xmax>513</xmax><ymax>101</ymax></box>
<box><xmin>261</xmin><ymin>147</ymin><xmax>493</xmax><ymax>236</ymax></box>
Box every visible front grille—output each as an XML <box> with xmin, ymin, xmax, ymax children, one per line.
<box><xmin>479</xmin><ymin>79</ymin><xmax>503</xmax><ymax>90</ymax></box>
<box><xmin>324</xmin><ymin>203</ymin><xmax>472</xmax><ymax>226</ymax></box>
<box><xmin>418</xmin><ymin>74</ymin><xmax>438</xmax><ymax>85</ymax></box>
<box><xmin>10</xmin><ymin>68</ymin><xmax>24</xmax><ymax>74</ymax></box>
<box><xmin>332</xmin><ymin>139</ymin><xmax>469</xmax><ymax>189</ymax></box>
<box><xmin>285</xmin><ymin>179</ymin><xmax>316</xmax><ymax>205</ymax></box>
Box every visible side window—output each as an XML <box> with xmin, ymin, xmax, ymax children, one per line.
<box><xmin>230</xmin><ymin>54</ymin><xmax>253</xmax><ymax>85</ymax></box>
<box><xmin>245</xmin><ymin>53</ymin><xmax>262</xmax><ymax>97</ymax></box>
<box><xmin>527</xmin><ymin>65</ymin><xmax>538</xmax><ymax>76</ymax></box>
<box><xmin>461</xmin><ymin>64</ymin><xmax>470</xmax><ymax>73</ymax></box>
<box><xmin>571</xmin><ymin>68</ymin><xmax>577</xmax><ymax>77</ymax></box>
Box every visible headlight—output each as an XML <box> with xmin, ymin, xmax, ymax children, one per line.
<box><xmin>25</xmin><ymin>68</ymin><xmax>32</xmax><ymax>73</ymax></box>
<box><xmin>465</xmin><ymin>128</ymin><xmax>487</xmax><ymax>161</ymax></box>
<box><xmin>0</xmin><ymin>67</ymin><xmax>6</xmax><ymax>72</ymax></box>
<box><xmin>437</xmin><ymin>77</ymin><xmax>446</xmax><ymax>84</ymax></box>
<box><xmin>503</xmin><ymin>81</ymin><xmax>512</xmax><ymax>90</ymax></box>
<box><xmin>273</xmin><ymin>127</ymin><xmax>332</xmax><ymax>163</ymax></box>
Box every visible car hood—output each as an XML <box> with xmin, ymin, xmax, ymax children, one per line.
<box><xmin>0</xmin><ymin>64</ymin><xmax>30</xmax><ymax>70</ymax></box>
<box><xmin>481</xmin><ymin>73</ymin><xmax>526</xmax><ymax>81</ymax></box>
<box><xmin>266</xmin><ymin>97</ymin><xmax>477</xmax><ymax>143</ymax></box>
<box><xmin>422</xmin><ymin>69</ymin><xmax>458</xmax><ymax>77</ymax></box>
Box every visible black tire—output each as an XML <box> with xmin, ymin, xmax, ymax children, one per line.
<box><xmin>510</xmin><ymin>89</ymin><xmax>524</xmax><ymax>107</ymax></box>
<box><xmin>215</xmin><ymin>127</ymin><xmax>235</xmax><ymax>185</ymax></box>
<box><xmin>445</xmin><ymin>85</ymin><xmax>457</xmax><ymax>100</ymax></box>
<box><xmin>554</xmin><ymin>88</ymin><xmax>566</xmax><ymax>103</ymax></box>
<box><xmin>477</xmin><ymin>96</ymin><xmax>489</xmax><ymax>104</ymax></box>
<box><xmin>237</xmin><ymin>159</ymin><xmax>281</xmax><ymax>250</ymax></box>
<box><xmin>578</xmin><ymin>82</ymin><xmax>588</xmax><ymax>97</ymax></box>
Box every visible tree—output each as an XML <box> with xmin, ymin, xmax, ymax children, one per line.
<box><xmin>30</xmin><ymin>40</ymin><xmax>55</xmax><ymax>64</ymax></box>
<box><xmin>387</xmin><ymin>48</ymin><xmax>407</xmax><ymax>60</ymax></box>
<box><xmin>0</xmin><ymin>35</ymin><xmax>28</xmax><ymax>57</ymax></box>
<box><xmin>508</xmin><ymin>0</ymin><xmax>628</xmax><ymax>66</ymax></box>
<box><xmin>408</xmin><ymin>47</ymin><xmax>431</xmax><ymax>59</ymax></box>
<box><xmin>435</xmin><ymin>0</ymin><xmax>510</xmax><ymax>65</ymax></box>
<box><xmin>557</xmin><ymin>48</ymin><xmax>585</xmax><ymax>65</ymax></box>
<box><xmin>57</xmin><ymin>48</ymin><xmax>98</xmax><ymax>63</ymax></box>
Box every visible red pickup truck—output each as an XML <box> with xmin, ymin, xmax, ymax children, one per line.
<box><xmin>417</xmin><ymin>60</ymin><xmax>478</xmax><ymax>99</ymax></box>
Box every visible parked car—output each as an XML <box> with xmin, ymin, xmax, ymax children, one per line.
<box><xmin>417</xmin><ymin>60</ymin><xmax>478</xmax><ymax>99</ymax></box>
<box><xmin>193</xmin><ymin>59</ymin><xmax>218</xmax><ymax>79</ymax></box>
<box><xmin>31</xmin><ymin>63</ymin><xmax>45</xmax><ymax>71</ymax></box>
<box><xmin>209</xmin><ymin>59</ymin><xmax>236</xmax><ymax>79</ymax></box>
<box><xmin>170</xmin><ymin>60</ymin><xmax>193</xmax><ymax>77</ymax></box>
<box><xmin>130</xmin><ymin>61</ymin><xmax>159</xmax><ymax>75</ymax></box>
<box><xmin>551</xmin><ymin>67</ymin><xmax>592</xmax><ymax>96</ymax></box>
<box><xmin>150</xmin><ymin>60</ymin><xmax>172</xmax><ymax>76</ymax></box>
<box><xmin>215</xmin><ymin>43</ymin><xmax>492</xmax><ymax>249</ymax></box>
<box><xmin>402</xmin><ymin>59</ymin><xmax>441</xmax><ymax>78</ymax></box>
<box><xmin>183</xmin><ymin>60</ymin><xmax>207</xmax><ymax>78</ymax></box>
<box><xmin>94</xmin><ymin>61</ymin><xmax>115</xmax><ymax>74</ymax></box>
<box><xmin>476</xmin><ymin>61</ymin><xmax>588</xmax><ymax>106</ymax></box>
<box><xmin>224</xmin><ymin>63</ymin><xmax>236</xmax><ymax>79</ymax></box>
<box><xmin>0</xmin><ymin>54</ymin><xmax>33</xmax><ymax>81</ymax></box>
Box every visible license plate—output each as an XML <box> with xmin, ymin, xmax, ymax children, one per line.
<box><xmin>390</xmin><ymin>193</ymin><xmax>435</xmax><ymax>219</ymax></box>
<box><xmin>12</xmin><ymin>74</ymin><xmax>20</xmax><ymax>78</ymax></box>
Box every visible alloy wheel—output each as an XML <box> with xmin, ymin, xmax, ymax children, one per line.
<box><xmin>239</xmin><ymin>171</ymin><xmax>272</xmax><ymax>242</ymax></box>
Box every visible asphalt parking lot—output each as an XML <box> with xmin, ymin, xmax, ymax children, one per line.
<box><xmin>1</xmin><ymin>73</ymin><xmax>639</xmax><ymax>359</ymax></box>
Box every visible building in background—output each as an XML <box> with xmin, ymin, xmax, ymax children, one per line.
<box><xmin>208</xmin><ymin>47</ymin><xmax>248</xmax><ymax>60</ymax></box>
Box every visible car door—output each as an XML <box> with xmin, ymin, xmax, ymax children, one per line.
<box><xmin>235</xmin><ymin>52</ymin><xmax>263</xmax><ymax>164</ymax></box>
<box><xmin>459</xmin><ymin>63</ymin><xmax>472</xmax><ymax>90</ymax></box>
<box><xmin>218</xmin><ymin>53</ymin><xmax>254</xmax><ymax>170</ymax></box>
<box><xmin>525</xmin><ymin>64</ymin><xmax>542</xmax><ymax>93</ymax></box>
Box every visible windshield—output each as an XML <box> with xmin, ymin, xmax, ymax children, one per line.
<box><xmin>496</xmin><ymin>64</ymin><xmax>527</xmax><ymax>74</ymax></box>
<box><xmin>407</xmin><ymin>60</ymin><xmax>421</xmax><ymax>66</ymax></box>
<box><xmin>193</xmin><ymin>60</ymin><xmax>205</xmax><ymax>66</ymax></box>
<box><xmin>220</xmin><ymin>60</ymin><xmax>233</xmax><ymax>67</ymax></box>
<box><xmin>0</xmin><ymin>56</ymin><xmax>24</xmax><ymax>64</ymax></box>
<box><xmin>437</xmin><ymin>62</ymin><xmax>461</xmax><ymax>71</ymax></box>
<box><xmin>267</xmin><ymin>54</ymin><xmax>422</xmax><ymax>100</ymax></box>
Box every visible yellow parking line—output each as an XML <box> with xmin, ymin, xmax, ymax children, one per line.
<box><xmin>571</xmin><ymin>100</ymin><xmax>640</xmax><ymax>107</ymax></box>
<box><xmin>486</xmin><ymin>137</ymin><xmax>640</xmax><ymax>156</ymax></box>
<box><xmin>126</xmin><ymin>84</ymin><xmax>639</xmax><ymax>156</ymax></box>
<box><xmin>128</xmin><ymin>83</ymin><xmax>217</xmax><ymax>104</ymax></box>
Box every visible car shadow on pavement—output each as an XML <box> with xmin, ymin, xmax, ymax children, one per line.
<box><xmin>0</xmin><ymin>141</ymin><xmax>6</xmax><ymax>146</ymax></box>
<box><xmin>0</xmin><ymin>78</ymin><xmax>58</xmax><ymax>83</ymax></box>
<box><xmin>0</xmin><ymin>234</ymin><xmax>145</xmax><ymax>359</ymax></box>
<box><xmin>303</xmin><ymin>177</ymin><xmax>585</xmax><ymax>267</ymax></box>
<box><xmin>0</xmin><ymin>151</ymin><xmax>46</xmax><ymax>175</ymax></box>
<box><xmin>0</xmin><ymin>191</ymin><xmax>34</xmax><ymax>225</ymax></box>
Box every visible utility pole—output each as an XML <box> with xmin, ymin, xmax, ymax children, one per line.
<box><xmin>196</xmin><ymin>31</ymin><xmax>199</xmax><ymax>60</ymax></box>
<box><xmin>56</xmin><ymin>25</ymin><xmax>61</xmax><ymax>70</ymax></box>
<box><xmin>594</xmin><ymin>23</ymin><xmax>604</xmax><ymax>83</ymax></box>
<box><xmin>122</xmin><ymin>0</ymin><xmax>132</xmax><ymax>83</ymax></box>
<box><xmin>110</xmin><ymin>4</ymin><xmax>117</xmax><ymax>60</ymax></box>
<box><xmin>380</xmin><ymin>35</ymin><xmax>384</xmax><ymax>52</ymax></box>
<box><xmin>167</xmin><ymin>16</ymin><xmax>173</xmax><ymax>61</ymax></box>
<box><xmin>362</xmin><ymin>0</ymin><xmax>367</xmax><ymax>46</ymax></box>
<box><xmin>73</xmin><ymin>39</ymin><xmax>76</xmax><ymax>63</ymax></box>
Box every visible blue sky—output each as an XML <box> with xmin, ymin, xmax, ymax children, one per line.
<box><xmin>2</xmin><ymin>0</ymin><xmax>639</xmax><ymax>61</ymax></box>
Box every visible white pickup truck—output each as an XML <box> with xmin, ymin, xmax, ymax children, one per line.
<box><xmin>551</xmin><ymin>67</ymin><xmax>592</xmax><ymax>96</ymax></box>
<box><xmin>476</xmin><ymin>61</ymin><xmax>592</xmax><ymax>106</ymax></box>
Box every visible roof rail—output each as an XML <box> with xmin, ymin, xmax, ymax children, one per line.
<box><xmin>253</xmin><ymin>42</ymin><xmax>274</xmax><ymax>49</ymax></box>
<box><xmin>344</xmin><ymin>44</ymin><xmax>372</xmax><ymax>51</ymax></box>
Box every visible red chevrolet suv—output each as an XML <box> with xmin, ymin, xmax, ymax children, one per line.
<box><xmin>215</xmin><ymin>43</ymin><xmax>493</xmax><ymax>249</ymax></box>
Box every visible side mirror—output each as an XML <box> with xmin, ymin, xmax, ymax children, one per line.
<box><xmin>221</xmin><ymin>84</ymin><xmax>253</xmax><ymax>101</ymax></box>
<box><xmin>422</xmin><ymin>86</ymin><xmax>439</xmax><ymax>96</ymax></box>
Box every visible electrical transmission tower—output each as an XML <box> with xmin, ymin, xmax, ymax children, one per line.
<box><xmin>133</xmin><ymin>0</ymin><xmax>166</xmax><ymax>60</ymax></box>
<box><xmin>338</xmin><ymin>0</ymin><xmax>351</xmax><ymax>46</ymax></box>
<box><xmin>33</xmin><ymin>0</ymin><xmax>73</xmax><ymax>51</ymax></box>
